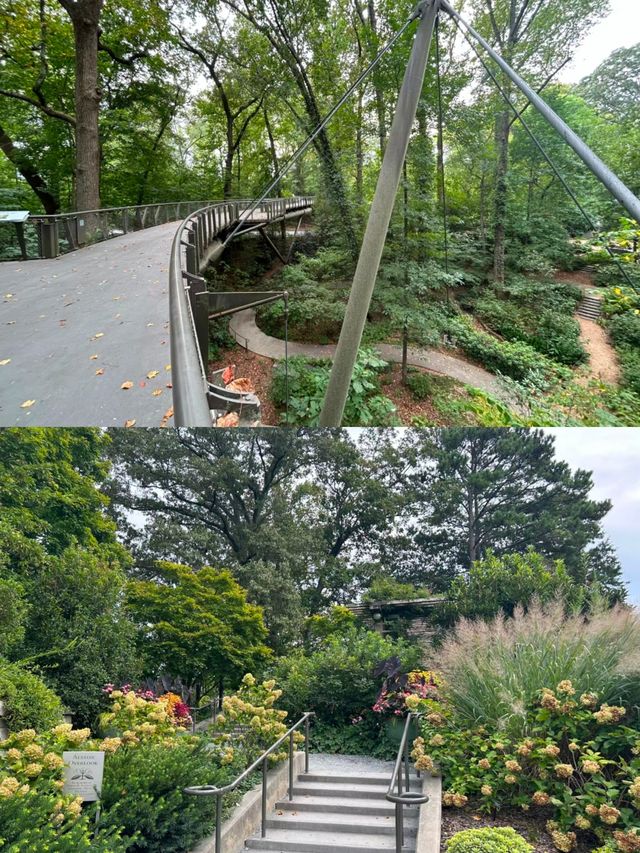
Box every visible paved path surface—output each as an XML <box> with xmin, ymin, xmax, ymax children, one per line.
<box><xmin>230</xmin><ymin>309</ymin><xmax>514</xmax><ymax>403</ymax></box>
<box><xmin>0</xmin><ymin>222</ymin><xmax>179</xmax><ymax>426</ymax></box>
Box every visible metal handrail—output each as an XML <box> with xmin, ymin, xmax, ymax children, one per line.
<box><xmin>169</xmin><ymin>196</ymin><xmax>313</xmax><ymax>427</ymax></box>
<box><xmin>185</xmin><ymin>711</ymin><xmax>314</xmax><ymax>853</ymax></box>
<box><xmin>386</xmin><ymin>713</ymin><xmax>429</xmax><ymax>853</ymax></box>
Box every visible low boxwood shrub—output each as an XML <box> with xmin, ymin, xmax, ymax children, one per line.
<box><xmin>446</xmin><ymin>827</ymin><xmax>533</xmax><ymax>853</ymax></box>
<box><xmin>0</xmin><ymin>659</ymin><xmax>63</xmax><ymax>731</ymax></box>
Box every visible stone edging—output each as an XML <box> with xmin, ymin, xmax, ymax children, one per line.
<box><xmin>191</xmin><ymin>751</ymin><xmax>305</xmax><ymax>853</ymax></box>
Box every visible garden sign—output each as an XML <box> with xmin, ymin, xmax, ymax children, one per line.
<box><xmin>62</xmin><ymin>751</ymin><xmax>105</xmax><ymax>801</ymax></box>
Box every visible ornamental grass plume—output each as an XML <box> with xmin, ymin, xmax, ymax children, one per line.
<box><xmin>434</xmin><ymin>598</ymin><xmax>640</xmax><ymax>737</ymax></box>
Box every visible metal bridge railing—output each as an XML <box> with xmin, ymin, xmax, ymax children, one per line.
<box><xmin>386</xmin><ymin>713</ymin><xmax>430</xmax><ymax>853</ymax></box>
<box><xmin>20</xmin><ymin>200</ymin><xmax>220</xmax><ymax>259</ymax></box>
<box><xmin>168</xmin><ymin>196</ymin><xmax>313</xmax><ymax>427</ymax></box>
<box><xmin>184</xmin><ymin>711</ymin><xmax>313</xmax><ymax>853</ymax></box>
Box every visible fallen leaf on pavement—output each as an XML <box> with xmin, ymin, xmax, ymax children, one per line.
<box><xmin>152</xmin><ymin>389</ymin><xmax>163</xmax><ymax>397</ymax></box>
<box><xmin>160</xmin><ymin>406</ymin><xmax>174</xmax><ymax>428</ymax></box>
<box><xmin>95</xmin><ymin>368</ymin><xmax>104</xmax><ymax>375</ymax></box>
<box><xmin>0</xmin><ymin>359</ymin><xmax>11</xmax><ymax>366</ymax></box>
<box><xmin>147</xmin><ymin>370</ymin><xmax>159</xmax><ymax>379</ymax></box>
<box><xmin>90</xmin><ymin>354</ymin><xmax>98</xmax><ymax>360</ymax></box>
<box><xmin>165</xmin><ymin>364</ymin><xmax>171</xmax><ymax>371</ymax></box>
<box><xmin>124</xmin><ymin>419</ymin><xmax>136</xmax><ymax>428</ymax></box>
<box><xmin>121</xmin><ymin>380</ymin><xmax>133</xmax><ymax>390</ymax></box>
<box><xmin>20</xmin><ymin>400</ymin><xmax>35</xmax><ymax>408</ymax></box>
<box><xmin>91</xmin><ymin>332</ymin><xmax>104</xmax><ymax>340</ymax></box>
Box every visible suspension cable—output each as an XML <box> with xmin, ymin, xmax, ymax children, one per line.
<box><xmin>223</xmin><ymin>4</ymin><xmax>427</xmax><ymax>247</ymax></box>
<box><xmin>450</xmin><ymin>15</ymin><xmax>638</xmax><ymax>291</ymax></box>
<box><xmin>435</xmin><ymin>15</ymin><xmax>450</xmax><ymax>279</ymax></box>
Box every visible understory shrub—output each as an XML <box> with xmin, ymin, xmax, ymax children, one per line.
<box><xmin>446</xmin><ymin>318</ymin><xmax>559</xmax><ymax>381</ymax></box>
<box><xmin>446</xmin><ymin>827</ymin><xmax>533</xmax><ymax>853</ymax></box>
<box><xmin>607</xmin><ymin>312</ymin><xmax>640</xmax><ymax>396</ymax></box>
<box><xmin>272</xmin><ymin>628</ymin><xmax>421</xmax><ymax>723</ymax></box>
<box><xmin>271</xmin><ymin>349</ymin><xmax>398</xmax><ymax>426</ymax></box>
<box><xmin>310</xmin><ymin>715</ymin><xmax>398</xmax><ymax>760</ymax></box>
<box><xmin>435</xmin><ymin>600</ymin><xmax>640</xmax><ymax>737</ymax></box>
<box><xmin>0</xmin><ymin>659</ymin><xmax>63</xmax><ymax>731</ymax></box>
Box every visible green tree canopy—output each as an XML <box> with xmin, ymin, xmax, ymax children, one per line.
<box><xmin>126</xmin><ymin>563</ymin><xmax>271</xmax><ymax>702</ymax></box>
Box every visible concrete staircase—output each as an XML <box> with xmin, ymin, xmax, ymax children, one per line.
<box><xmin>576</xmin><ymin>293</ymin><xmax>603</xmax><ymax>320</ymax></box>
<box><xmin>244</xmin><ymin>767</ymin><xmax>422</xmax><ymax>853</ymax></box>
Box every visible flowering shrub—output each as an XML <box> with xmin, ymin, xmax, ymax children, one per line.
<box><xmin>415</xmin><ymin>680</ymin><xmax>640</xmax><ymax>851</ymax></box>
<box><xmin>446</xmin><ymin>827</ymin><xmax>533</xmax><ymax>852</ymax></box>
<box><xmin>98</xmin><ymin>687</ymin><xmax>193</xmax><ymax>744</ymax></box>
<box><xmin>0</xmin><ymin>725</ymin><xmax>128</xmax><ymax>850</ymax></box>
<box><xmin>210</xmin><ymin>674</ymin><xmax>302</xmax><ymax>768</ymax></box>
<box><xmin>373</xmin><ymin>670</ymin><xmax>441</xmax><ymax>716</ymax></box>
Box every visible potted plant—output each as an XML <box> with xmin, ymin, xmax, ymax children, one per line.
<box><xmin>372</xmin><ymin>657</ymin><xmax>441</xmax><ymax>745</ymax></box>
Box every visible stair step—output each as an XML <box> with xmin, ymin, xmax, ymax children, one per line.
<box><xmin>245</xmin><ymin>829</ymin><xmax>399</xmax><ymax>852</ymax></box>
<box><xmin>275</xmin><ymin>796</ymin><xmax>399</xmax><ymax>816</ymax></box>
<box><xmin>266</xmin><ymin>811</ymin><xmax>417</xmax><ymax>835</ymax></box>
<box><xmin>299</xmin><ymin>773</ymin><xmax>414</xmax><ymax>786</ymax></box>
<box><xmin>292</xmin><ymin>782</ymin><xmax>420</xmax><ymax>799</ymax></box>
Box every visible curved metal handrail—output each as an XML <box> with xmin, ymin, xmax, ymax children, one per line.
<box><xmin>185</xmin><ymin>711</ymin><xmax>314</xmax><ymax>853</ymax></box>
<box><xmin>169</xmin><ymin>196</ymin><xmax>313</xmax><ymax>427</ymax></box>
<box><xmin>387</xmin><ymin>713</ymin><xmax>429</xmax><ymax>853</ymax></box>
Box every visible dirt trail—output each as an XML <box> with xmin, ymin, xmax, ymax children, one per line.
<box><xmin>558</xmin><ymin>270</ymin><xmax>620</xmax><ymax>386</ymax></box>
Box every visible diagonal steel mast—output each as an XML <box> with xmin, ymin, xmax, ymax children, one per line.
<box><xmin>320</xmin><ymin>0</ymin><xmax>640</xmax><ymax>426</ymax></box>
<box><xmin>319</xmin><ymin>0</ymin><xmax>441</xmax><ymax>426</ymax></box>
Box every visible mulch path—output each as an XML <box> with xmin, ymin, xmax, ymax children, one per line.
<box><xmin>440</xmin><ymin>807</ymin><xmax>594</xmax><ymax>852</ymax></box>
<box><xmin>380</xmin><ymin>365</ymin><xmax>446</xmax><ymax>425</ymax></box>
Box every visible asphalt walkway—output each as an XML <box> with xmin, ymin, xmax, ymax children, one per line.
<box><xmin>0</xmin><ymin>222</ymin><xmax>178</xmax><ymax>426</ymax></box>
<box><xmin>229</xmin><ymin>308</ymin><xmax>513</xmax><ymax>403</ymax></box>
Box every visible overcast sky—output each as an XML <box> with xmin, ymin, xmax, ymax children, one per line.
<box><xmin>544</xmin><ymin>429</ymin><xmax>640</xmax><ymax>603</ymax></box>
<box><xmin>559</xmin><ymin>0</ymin><xmax>640</xmax><ymax>83</ymax></box>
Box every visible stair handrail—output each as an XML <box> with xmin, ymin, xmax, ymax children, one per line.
<box><xmin>184</xmin><ymin>711</ymin><xmax>314</xmax><ymax>853</ymax></box>
<box><xmin>386</xmin><ymin>712</ymin><xmax>429</xmax><ymax>853</ymax></box>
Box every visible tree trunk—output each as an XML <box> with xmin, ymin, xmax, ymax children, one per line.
<box><xmin>492</xmin><ymin>107</ymin><xmax>510</xmax><ymax>283</ymax></box>
<box><xmin>67</xmin><ymin>2</ymin><xmax>103</xmax><ymax>212</ymax></box>
<box><xmin>367</xmin><ymin>0</ymin><xmax>386</xmax><ymax>157</ymax></box>
<box><xmin>355</xmin><ymin>88</ymin><xmax>364</xmax><ymax>208</ymax></box>
<box><xmin>0</xmin><ymin>124</ymin><xmax>60</xmax><ymax>213</ymax></box>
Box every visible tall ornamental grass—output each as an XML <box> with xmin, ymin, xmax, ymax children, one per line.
<box><xmin>436</xmin><ymin>599</ymin><xmax>640</xmax><ymax>737</ymax></box>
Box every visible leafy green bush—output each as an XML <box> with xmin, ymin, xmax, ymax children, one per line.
<box><xmin>97</xmin><ymin>739</ymin><xmax>223</xmax><ymax>852</ymax></box>
<box><xmin>310</xmin><ymin>716</ymin><xmax>397</xmax><ymax>760</ymax></box>
<box><xmin>609</xmin><ymin>313</ymin><xmax>640</xmax><ymax>349</ymax></box>
<box><xmin>447</xmin><ymin>318</ymin><xmax>558</xmax><ymax>381</ymax></box>
<box><xmin>0</xmin><ymin>788</ymin><xmax>128</xmax><ymax>852</ymax></box>
<box><xmin>258</xmin><ymin>284</ymin><xmax>345</xmax><ymax>343</ymax></box>
<box><xmin>436</xmin><ymin>600</ymin><xmax>640</xmax><ymax>737</ymax></box>
<box><xmin>363</xmin><ymin>577</ymin><xmax>433</xmax><ymax>603</ymax></box>
<box><xmin>271</xmin><ymin>349</ymin><xmax>398</xmax><ymax>426</ymax></box>
<box><xmin>272</xmin><ymin>628</ymin><xmax>421</xmax><ymax>723</ymax></box>
<box><xmin>406</xmin><ymin>371</ymin><xmax>440</xmax><ymax>401</ymax></box>
<box><xmin>0</xmin><ymin>660</ymin><xmax>63</xmax><ymax>731</ymax></box>
<box><xmin>446</xmin><ymin>827</ymin><xmax>533</xmax><ymax>853</ymax></box>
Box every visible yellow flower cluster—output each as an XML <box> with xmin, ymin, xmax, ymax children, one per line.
<box><xmin>442</xmin><ymin>791</ymin><xmax>468</xmax><ymax>808</ymax></box>
<box><xmin>613</xmin><ymin>830</ymin><xmax>640</xmax><ymax>852</ymax></box>
<box><xmin>554</xmin><ymin>764</ymin><xmax>573</xmax><ymax>780</ymax></box>
<box><xmin>0</xmin><ymin>776</ymin><xmax>29</xmax><ymax>798</ymax></box>
<box><xmin>410</xmin><ymin>736</ymin><xmax>435</xmax><ymax>773</ymax></box>
<box><xmin>532</xmin><ymin>791</ymin><xmax>550</xmax><ymax>806</ymax></box>
<box><xmin>593</xmin><ymin>704</ymin><xmax>626</xmax><ymax>724</ymax></box>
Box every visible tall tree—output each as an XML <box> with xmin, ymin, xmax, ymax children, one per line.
<box><xmin>400</xmin><ymin>428</ymin><xmax>623</xmax><ymax>595</ymax></box>
<box><xmin>56</xmin><ymin>0</ymin><xmax>104</xmax><ymax>211</ymax></box>
<box><xmin>468</xmin><ymin>0</ymin><xmax>610</xmax><ymax>282</ymax></box>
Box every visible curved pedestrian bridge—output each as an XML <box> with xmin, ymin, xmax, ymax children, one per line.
<box><xmin>0</xmin><ymin>198</ymin><xmax>311</xmax><ymax>427</ymax></box>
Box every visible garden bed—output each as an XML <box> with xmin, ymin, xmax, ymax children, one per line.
<box><xmin>440</xmin><ymin>807</ymin><xmax>592</xmax><ymax>853</ymax></box>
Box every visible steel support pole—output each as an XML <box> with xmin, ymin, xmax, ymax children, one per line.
<box><xmin>439</xmin><ymin>0</ymin><xmax>640</xmax><ymax>224</ymax></box>
<box><xmin>319</xmin><ymin>0</ymin><xmax>440</xmax><ymax>426</ymax></box>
